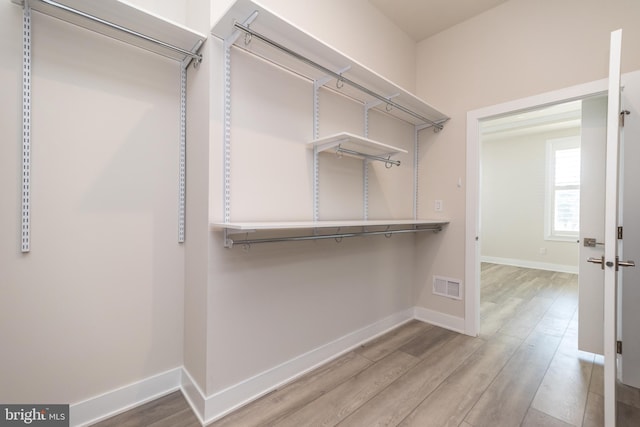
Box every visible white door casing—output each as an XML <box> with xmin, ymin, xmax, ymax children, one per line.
<box><xmin>466</xmin><ymin>78</ymin><xmax>609</xmax><ymax>338</ymax></box>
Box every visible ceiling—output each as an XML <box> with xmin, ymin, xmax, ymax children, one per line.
<box><xmin>480</xmin><ymin>100</ymin><xmax>583</xmax><ymax>141</ymax></box>
<box><xmin>369</xmin><ymin>0</ymin><xmax>509</xmax><ymax>41</ymax></box>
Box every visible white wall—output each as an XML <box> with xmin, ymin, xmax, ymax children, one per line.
<box><xmin>0</xmin><ymin>0</ymin><xmax>187</xmax><ymax>408</ymax></box>
<box><xmin>126</xmin><ymin>0</ymin><xmax>187</xmax><ymax>26</ymax></box>
<box><xmin>414</xmin><ymin>0</ymin><xmax>640</xmax><ymax>318</ymax></box>
<box><xmin>481</xmin><ymin>128</ymin><xmax>581</xmax><ymax>272</ymax></box>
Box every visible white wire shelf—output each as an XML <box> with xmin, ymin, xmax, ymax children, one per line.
<box><xmin>211</xmin><ymin>220</ymin><xmax>449</xmax><ymax>248</ymax></box>
<box><xmin>13</xmin><ymin>0</ymin><xmax>206</xmax><ymax>64</ymax></box>
<box><xmin>211</xmin><ymin>0</ymin><xmax>449</xmax><ymax>128</ymax></box>
<box><xmin>309</xmin><ymin>132</ymin><xmax>407</xmax><ymax>166</ymax></box>
<box><xmin>211</xmin><ymin>219</ymin><xmax>447</xmax><ymax>231</ymax></box>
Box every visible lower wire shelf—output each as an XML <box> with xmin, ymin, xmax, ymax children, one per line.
<box><xmin>210</xmin><ymin>220</ymin><xmax>449</xmax><ymax>248</ymax></box>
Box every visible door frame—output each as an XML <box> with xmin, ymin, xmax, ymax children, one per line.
<box><xmin>464</xmin><ymin>78</ymin><xmax>608</xmax><ymax>337</ymax></box>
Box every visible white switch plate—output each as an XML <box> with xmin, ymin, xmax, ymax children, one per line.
<box><xmin>435</xmin><ymin>200</ymin><xmax>443</xmax><ymax>212</ymax></box>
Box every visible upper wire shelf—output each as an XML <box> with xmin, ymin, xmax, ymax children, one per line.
<box><xmin>13</xmin><ymin>0</ymin><xmax>206</xmax><ymax>65</ymax></box>
<box><xmin>211</xmin><ymin>0</ymin><xmax>449</xmax><ymax>129</ymax></box>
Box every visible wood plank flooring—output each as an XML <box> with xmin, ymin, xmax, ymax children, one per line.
<box><xmin>93</xmin><ymin>264</ymin><xmax>640</xmax><ymax>426</ymax></box>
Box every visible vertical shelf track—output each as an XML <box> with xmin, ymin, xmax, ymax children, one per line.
<box><xmin>312</xmin><ymin>79</ymin><xmax>324</xmax><ymax>222</ymax></box>
<box><xmin>363</xmin><ymin>103</ymin><xmax>371</xmax><ymax>220</ymax></box>
<box><xmin>223</xmin><ymin>11</ymin><xmax>258</xmax><ymax>224</ymax></box>
<box><xmin>178</xmin><ymin>64</ymin><xmax>187</xmax><ymax>242</ymax></box>
<box><xmin>362</xmin><ymin>96</ymin><xmax>399</xmax><ymax>221</ymax></box>
<box><xmin>223</xmin><ymin>40</ymin><xmax>232</xmax><ymax>224</ymax></box>
<box><xmin>413</xmin><ymin>126</ymin><xmax>420</xmax><ymax>220</ymax></box>
<box><xmin>21</xmin><ymin>3</ymin><xmax>32</xmax><ymax>253</ymax></box>
<box><xmin>312</xmin><ymin>70</ymin><xmax>346</xmax><ymax>222</ymax></box>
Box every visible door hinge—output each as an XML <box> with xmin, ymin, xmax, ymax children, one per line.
<box><xmin>617</xmin><ymin>340</ymin><xmax>623</xmax><ymax>354</ymax></box>
<box><xmin>621</xmin><ymin>110</ymin><xmax>630</xmax><ymax>127</ymax></box>
<box><xmin>618</xmin><ymin>226</ymin><xmax>623</xmax><ymax>240</ymax></box>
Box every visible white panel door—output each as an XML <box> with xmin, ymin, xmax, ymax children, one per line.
<box><xmin>578</xmin><ymin>95</ymin><xmax>607</xmax><ymax>355</ymax></box>
<box><xmin>578</xmin><ymin>31</ymin><xmax>640</xmax><ymax>426</ymax></box>
<box><xmin>601</xmin><ymin>29</ymin><xmax>623</xmax><ymax>427</ymax></box>
<box><xmin>579</xmin><ymin>29</ymin><xmax>627</xmax><ymax>426</ymax></box>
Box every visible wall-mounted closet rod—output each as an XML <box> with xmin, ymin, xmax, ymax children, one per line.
<box><xmin>336</xmin><ymin>146</ymin><xmax>401</xmax><ymax>167</ymax></box>
<box><xmin>38</xmin><ymin>0</ymin><xmax>202</xmax><ymax>64</ymax></box>
<box><xmin>225</xmin><ymin>225</ymin><xmax>443</xmax><ymax>248</ymax></box>
<box><xmin>233</xmin><ymin>22</ymin><xmax>443</xmax><ymax>130</ymax></box>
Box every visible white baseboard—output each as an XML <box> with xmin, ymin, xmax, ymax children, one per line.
<box><xmin>69</xmin><ymin>307</ymin><xmax>470</xmax><ymax>426</ymax></box>
<box><xmin>70</xmin><ymin>367</ymin><xmax>182</xmax><ymax>427</ymax></box>
<box><xmin>194</xmin><ymin>308</ymin><xmax>414</xmax><ymax>424</ymax></box>
<box><xmin>413</xmin><ymin>307</ymin><xmax>466</xmax><ymax>334</ymax></box>
<box><xmin>481</xmin><ymin>256</ymin><xmax>578</xmax><ymax>274</ymax></box>
<box><xmin>180</xmin><ymin>367</ymin><xmax>206</xmax><ymax>426</ymax></box>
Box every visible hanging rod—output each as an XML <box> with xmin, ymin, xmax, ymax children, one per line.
<box><xmin>224</xmin><ymin>225</ymin><xmax>443</xmax><ymax>248</ymax></box>
<box><xmin>233</xmin><ymin>22</ymin><xmax>444</xmax><ymax>130</ymax></box>
<box><xmin>32</xmin><ymin>0</ymin><xmax>203</xmax><ymax>64</ymax></box>
<box><xmin>336</xmin><ymin>146</ymin><xmax>401</xmax><ymax>167</ymax></box>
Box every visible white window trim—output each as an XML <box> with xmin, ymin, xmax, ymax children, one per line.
<box><xmin>545</xmin><ymin>136</ymin><xmax>581</xmax><ymax>242</ymax></box>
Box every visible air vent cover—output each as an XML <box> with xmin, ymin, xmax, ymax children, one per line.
<box><xmin>433</xmin><ymin>276</ymin><xmax>463</xmax><ymax>300</ymax></box>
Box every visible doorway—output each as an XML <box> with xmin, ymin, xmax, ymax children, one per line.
<box><xmin>466</xmin><ymin>70</ymin><xmax>640</xmax><ymax>425</ymax></box>
<box><xmin>464</xmin><ymin>77</ymin><xmax>608</xmax><ymax>337</ymax></box>
<box><xmin>479</xmin><ymin>100</ymin><xmax>582</xmax><ymax>276</ymax></box>
<box><xmin>475</xmin><ymin>100</ymin><xmax>597</xmax><ymax>425</ymax></box>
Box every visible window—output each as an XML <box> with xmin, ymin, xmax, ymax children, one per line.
<box><xmin>545</xmin><ymin>137</ymin><xmax>580</xmax><ymax>241</ymax></box>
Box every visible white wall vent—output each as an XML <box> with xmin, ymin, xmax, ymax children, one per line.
<box><xmin>433</xmin><ymin>276</ymin><xmax>463</xmax><ymax>300</ymax></box>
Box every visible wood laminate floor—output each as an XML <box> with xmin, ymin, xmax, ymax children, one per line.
<box><xmin>93</xmin><ymin>264</ymin><xmax>640</xmax><ymax>426</ymax></box>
